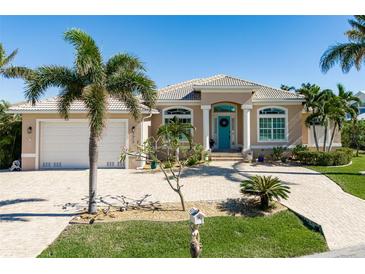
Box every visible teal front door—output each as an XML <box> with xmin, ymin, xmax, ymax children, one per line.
<box><xmin>218</xmin><ymin>116</ymin><xmax>230</xmax><ymax>149</ymax></box>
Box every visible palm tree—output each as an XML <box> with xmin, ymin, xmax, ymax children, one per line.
<box><xmin>297</xmin><ymin>83</ymin><xmax>323</xmax><ymax>151</ymax></box>
<box><xmin>10</xmin><ymin>29</ymin><xmax>157</xmax><ymax>214</ymax></box>
<box><xmin>157</xmin><ymin>116</ymin><xmax>194</xmax><ymax>161</ymax></box>
<box><xmin>0</xmin><ymin>43</ymin><xmax>33</xmax><ymax>79</ymax></box>
<box><xmin>320</xmin><ymin>15</ymin><xmax>365</xmax><ymax>73</ymax></box>
<box><xmin>240</xmin><ymin>175</ymin><xmax>290</xmax><ymax>210</ymax></box>
<box><xmin>315</xmin><ymin>89</ymin><xmax>335</xmax><ymax>151</ymax></box>
<box><xmin>327</xmin><ymin>84</ymin><xmax>361</xmax><ymax>151</ymax></box>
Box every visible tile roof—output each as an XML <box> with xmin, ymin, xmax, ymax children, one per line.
<box><xmin>158</xmin><ymin>74</ymin><xmax>304</xmax><ymax>101</ymax></box>
<box><xmin>8</xmin><ymin>96</ymin><xmax>158</xmax><ymax>113</ymax></box>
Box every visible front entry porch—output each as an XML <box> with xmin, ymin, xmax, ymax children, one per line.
<box><xmin>201</xmin><ymin>102</ymin><xmax>252</xmax><ymax>152</ymax></box>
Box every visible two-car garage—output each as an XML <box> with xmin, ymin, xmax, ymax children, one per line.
<box><xmin>39</xmin><ymin>119</ymin><xmax>128</xmax><ymax>169</ymax></box>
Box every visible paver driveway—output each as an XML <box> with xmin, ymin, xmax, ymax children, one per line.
<box><xmin>0</xmin><ymin>165</ymin><xmax>241</xmax><ymax>257</ymax></box>
<box><xmin>1</xmin><ymin>161</ymin><xmax>365</xmax><ymax>257</ymax></box>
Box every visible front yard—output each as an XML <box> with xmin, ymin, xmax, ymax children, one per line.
<box><xmin>309</xmin><ymin>153</ymin><xmax>365</xmax><ymax>200</ymax></box>
<box><xmin>39</xmin><ymin>210</ymin><xmax>327</xmax><ymax>258</ymax></box>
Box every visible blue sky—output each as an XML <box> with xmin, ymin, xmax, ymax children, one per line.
<box><xmin>1</xmin><ymin>16</ymin><xmax>364</xmax><ymax>103</ymax></box>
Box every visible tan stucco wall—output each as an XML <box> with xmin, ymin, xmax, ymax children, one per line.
<box><xmin>201</xmin><ymin>91</ymin><xmax>253</xmax><ymax>106</ymax></box>
<box><xmin>251</xmin><ymin>104</ymin><xmax>304</xmax><ymax>147</ymax></box>
<box><xmin>21</xmin><ymin>113</ymin><xmax>146</xmax><ymax>170</ymax></box>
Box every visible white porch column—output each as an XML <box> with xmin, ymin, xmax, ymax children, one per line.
<box><xmin>241</xmin><ymin>104</ymin><xmax>253</xmax><ymax>152</ymax></box>
<box><xmin>201</xmin><ymin>105</ymin><xmax>211</xmax><ymax>151</ymax></box>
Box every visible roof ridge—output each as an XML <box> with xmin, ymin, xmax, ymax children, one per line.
<box><xmin>158</xmin><ymin>74</ymin><xmax>226</xmax><ymax>93</ymax></box>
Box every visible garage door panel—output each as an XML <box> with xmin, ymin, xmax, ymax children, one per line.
<box><xmin>40</xmin><ymin>120</ymin><xmax>127</xmax><ymax>169</ymax></box>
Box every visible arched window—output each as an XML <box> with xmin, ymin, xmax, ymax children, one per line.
<box><xmin>163</xmin><ymin>107</ymin><xmax>193</xmax><ymax>125</ymax></box>
<box><xmin>162</xmin><ymin>107</ymin><xmax>193</xmax><ymax>142</ymax></box>
<box><xmin>258</xmin><ymin>107</ymin><xmax>287</xmax><ymax>142</ymax></box>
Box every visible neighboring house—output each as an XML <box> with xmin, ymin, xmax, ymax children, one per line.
<box><xmin>355</xmin><ymin>91</ymin><xmax>365</xmax><ymax>120</ymax></box>
<box><xmin>8</xmin><ymin>74</ymin><xmax>341</xmax><ymax>170</ymax></box>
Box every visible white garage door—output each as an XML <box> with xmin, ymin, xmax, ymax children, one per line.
<box><xmin>40</xmin><ymin>120</ymin><xmax>128</xmax><ymax>169</ymax></box>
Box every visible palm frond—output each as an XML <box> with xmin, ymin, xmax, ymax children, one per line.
<box><xmin>25</xmin><ymin>66</ymin><xmax>76</xmax><ymax>104</ymax></box>
<box><xmin>106</xmin><ymin>53</ymin><xmax>145</xmax><ymax>76</ymax></box>
<box><xmin>57</xmin><ymin>85</ymin><xmax>83</xmax><ymax>119</ymax></box>
<box><xmin>2</xmin><ymin>66</ymin><xmax>34</xmax><ymax>80</ymax></box>
<box><xmin>82</xmin><ymin>84</ymin><xmax>107</xmax><ymax>137</ymax></box>
<box><xmin>107</xmin><ymin>70</ymin><xmax>157</xmax><ymax>118</ymax></box>
<box><xmin>320</xmin><ymin>42</ymin><xmax>365</xmax><ymax>73</ymax></box>
<box><xmin>64</xmin><ymin>28</ymin><xmax>104</xmax><ymax>83</ymax></box>
<box><xmin>1</xmin><ymin>48</ymin><xmax>18</xmax><ymax>67</ymax></box>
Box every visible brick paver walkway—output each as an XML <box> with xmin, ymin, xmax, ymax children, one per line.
<box><xmin>1</xmin><ymin>161</ymin><xmax>364</xmax><ymax>257</ymax></box>
<box><xmin>233</xmin><ymin>162</ymin><xmax>365</xmax><ymax>250</ymax></box>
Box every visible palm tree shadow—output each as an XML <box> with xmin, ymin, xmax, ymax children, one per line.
<box><xmin>217</xmin><ymin>197</ymin><xmax>268</xmax><ymax>217</ymax></box>
<box><xmin>0</xmin><ymin>198</ymin><xmax>47</xmax><ymax>208</ymax></box>
<box><xmin>180</xmin><ymin>164</ymin><xmax>247</xmax><ymax>183</ymax></box>
<box><xmin>0</xmin><ymin>212</ymin><xmax>78</xmax><ymax>223</ymax></box>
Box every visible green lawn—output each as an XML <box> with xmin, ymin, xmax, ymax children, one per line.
<box><xmin>39</xmin><ymin>211</ymin><xmax>327</xmax><ymax>258</ymax></box>
<box><xmin>309</xmin><ymin>154</ymin><xmax>365</xmax><ymax>200</ymax></box>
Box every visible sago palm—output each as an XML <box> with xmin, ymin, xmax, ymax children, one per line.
<box><xmin>240</xmin><ymin>175</ymin><xmax>290</xmax><ymax>210</ymax></box>
<box><xmin>320</xmin><ymin>15</ymin><xmax>365</xmax><ymax>73</ymax></box>
<box><xmin>14</xmin><ymin>29</ymin><xmax>157</xmax><ymax>214</ymax></box>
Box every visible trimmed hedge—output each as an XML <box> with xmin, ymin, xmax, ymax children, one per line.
<box><xmin>297</xmin><ymin>148</ymin><xmax>353</xmax><ymax>166</ymax></box>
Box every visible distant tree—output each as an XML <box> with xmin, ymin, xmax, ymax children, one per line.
<box><xmin>342</xmin><ymin>120</ymin><xmax>365</xmax><ymax>157</ymax></box>
<box><xmin>320</xmin><ymin>15</ymin><xmax>365</xmax><ymax>73</ymax></box>
<box><xmin>0</xmin><ymin>100</ymin><xmax>21</xmax><ymax>168</ymax></box>
<box><xmin>280</xmin><ymin>84</ymin><xmax>296</xmax><ymax>91</ymax></box>
<box><xmin>327</xmin><ymin>84</ymin><xmax>361</xmax><ymax>151</ymax></box>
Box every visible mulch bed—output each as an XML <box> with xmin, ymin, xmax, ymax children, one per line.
<box><xmin>70</xmin><ymin>198</ymin><xmax>286</xmax><ymax>224</ymax></box>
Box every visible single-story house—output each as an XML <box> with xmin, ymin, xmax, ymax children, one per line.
<box><xmin>8</xmin><ymin>74</ymin><xmax>341</xmax><ymax>170</ymax></box>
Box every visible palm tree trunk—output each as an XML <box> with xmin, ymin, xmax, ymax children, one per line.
<box><xmin>323</xmin><ymin>123</ymin><xmax>328</xmax><ymax>152</ymax></box>
<box><xmin>328</xmin><ymin>122</ymin><xmax>337</xmax><ymax>152</ymax></box>
<box><xmin>260</xmin><ymin>195</ymin><xmax>269</xmax><ymax>210</ymax></box>
<box><xmin>88</xmin><ymin>128</ymin><xmax>98</xmax><ymax>214</ymax></box>
<box><xmin>312</xmin><ymin>124</ymin><xmax>319</xmax><ymax>151</ymax></box>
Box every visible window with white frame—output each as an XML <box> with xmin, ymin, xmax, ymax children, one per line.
<box><xmin>258</xmin><ymin>107</ymin><xmax>287</xmax><ymax>141</ymax></box>
<box><xmin>163</xmin><ymin>107</ymin><xmax>193</xmax><ymax>141</ymax></box>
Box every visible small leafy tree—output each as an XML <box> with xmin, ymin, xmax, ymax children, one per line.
<box><xmin>0</xmin><ymin>100</ymin><xmax>21</xmax><ymax>168</ymax></box>
<box><xmin>240</xmin><ymin>175</ymin><xmax>290</xmax><ymax>210</ymax></box>
<box><xmin>122</xmin><ymin>127</ymin><xmax>203</xmax><ymax>211</ymax></box>
<box><xmin>342</xmin><ymin>120</ymin><xmax>365</xmax><ymax>157</ymax></box>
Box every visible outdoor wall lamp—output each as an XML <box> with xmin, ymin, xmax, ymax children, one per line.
<box><xmin>27</xmin><ymin>126</ymin><xmax>32</xmax><ymax>134</ymax></box>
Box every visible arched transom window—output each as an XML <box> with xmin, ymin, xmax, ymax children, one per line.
<box><xmin>258</xmin><ymin>107</ymin><xmax>287</xmax><ymax>141</ymax></box>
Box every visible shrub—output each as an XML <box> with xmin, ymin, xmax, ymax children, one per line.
<box><xmin>186</xmin><ymin>144</ymin><xmax>206</xmax><ymax>166</ymax></box>
<box><xmin>241</xmin><ymin>175</ymin><xmax>290</xmax><ymax>210</ymax></box>
<box><xmin>291</xmin><ymin>144</ymin><xmax>309</xmax><ymax>160</ymax></box>
<box><xmin>297</xmin><ymin>148</ymin><xmax>352</xmax><ymax>166</ymax></box>
<box><xmin>272</xmin><ymin>146</ymin><xmax>286</xmax><ymax>161</ymax></box>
